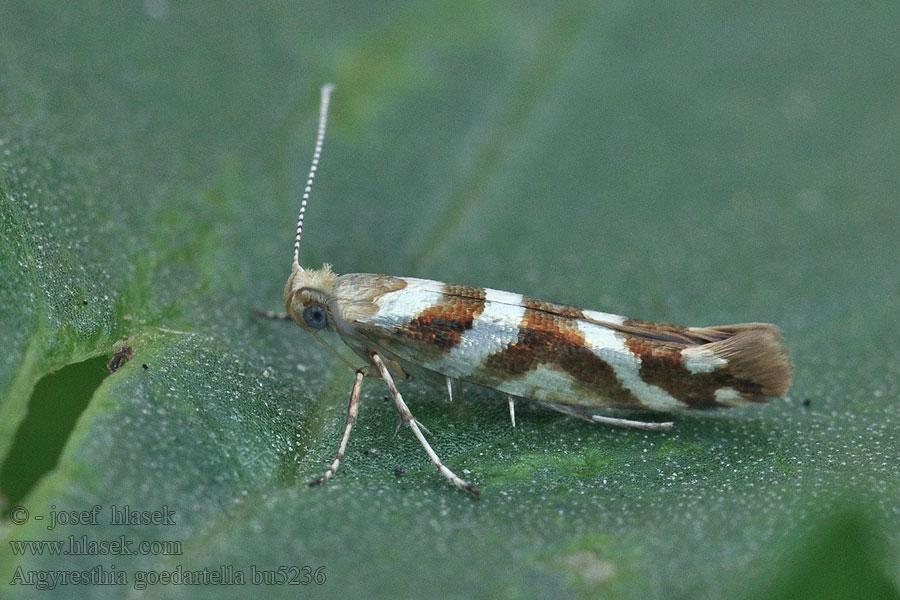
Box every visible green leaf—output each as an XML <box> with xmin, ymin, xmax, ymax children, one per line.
<box><xmin>2</xmin><ymin>2</ymin><xmax>899</xmax><ymax>598</ymax></box>
<box><xmin>739</xmin><ymin>507</ymin><xmax>899</xmax><ymax>600</ymax></box>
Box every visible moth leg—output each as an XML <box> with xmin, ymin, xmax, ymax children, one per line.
<box><xmin>590</xmin><ymin>414</ymin><xmax>674</xmax><ymax>431</ymax></box>
<box><xmin>393</xmin><ymin>417</ymin><xmax>432</xmax><ymax>437</ymax></box>
<box><xmin>308</xmin><ymin>368</ymin><xmax>365</xmax><ymax>488</ymax></box>
<box><xmin>445</xmin><ymin>377</ymin><xmax>463</xmax><ymax>403</ymax></box>
<box><xmin>251</xmin><ymin>308</ymin><xmax>293</xmax><ymax>321</ymax></box>
<box><xmin>415</xmin><ymin>418</ymin><xmax>432</xmax><ymax>436</ymax></box>
<box><xmin>507</xmin><ymin>396</ymin><xmax>517</xmax><ymax>428</ymax></box>
<box><xmin>548</xmin><ymin>403</ymin><xmax>674</xmax><ymax>431</ymax></box>
<box><xmin>371</xmin><ymin>353</ymin><xmax>479</xmax><ymax>496</ymax></box>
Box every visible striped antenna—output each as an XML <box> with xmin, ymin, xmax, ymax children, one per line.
<box><xmin>293</xmin><ymin>83</ymin><xmax>335</xmax><ymax>270</ymax></box>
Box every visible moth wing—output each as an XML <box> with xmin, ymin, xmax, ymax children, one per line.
<box><xmin>334</xmin><ymin>275</ymin><xmax>791</xmax><ymax>410</ymax></box>
<box><xmin>334</xmin><ymin>276</ymin><xmax>515</xmax><ymax>375</ymax></box>
<box><xmin>456</xmin><ymin>292</ymin><xmax>793</xmax><ymax>404</ymax></box>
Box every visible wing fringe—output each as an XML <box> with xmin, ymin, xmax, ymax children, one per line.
<box><xmin>694</xmin><ymin>323</ymin><xmax>793</xmax><ymax>396</ymax></box>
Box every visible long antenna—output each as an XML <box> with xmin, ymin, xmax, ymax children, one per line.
<box><xmin>293</xmin><ymin>83</ymin><xmax>335</xmax><ymax>270</ymax></box>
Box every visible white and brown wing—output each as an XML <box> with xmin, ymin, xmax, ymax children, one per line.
<box><xmin>331</xmin><ymin>274</ymin><xmax>793</xmax><ymax>411</ymax></box>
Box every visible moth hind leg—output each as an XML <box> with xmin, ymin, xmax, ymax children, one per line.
<box><xmin>591</xmin><ymin>413</ymin><xmax>673</xmax><ymax>431</ymax></box>
<box><xmin>548</xmin><ymin>403</ymin><xmax>674</xmax><ymax>431</ymax></box>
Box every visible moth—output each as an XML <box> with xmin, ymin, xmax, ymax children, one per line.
<box><xmin>272</xmin><ymin>84</ymin><xmax>793</xmax><ymax>496</ymax></box>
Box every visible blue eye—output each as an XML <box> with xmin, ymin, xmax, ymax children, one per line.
<box><xmin>303</xmin><ymin>304</ymin><xmax>328</xmax><ymax>329</ymax></box>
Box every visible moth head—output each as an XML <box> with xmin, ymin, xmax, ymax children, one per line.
<box><xmin>284</xmin><ymin>264</ymin><xmax>339</xmax><ymax>332</ymax></box>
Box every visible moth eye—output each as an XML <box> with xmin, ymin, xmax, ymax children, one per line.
<box><xmin>303</xmin><ymin>304</ymin><xmax>328</xmax><ymax>329</ymax></box>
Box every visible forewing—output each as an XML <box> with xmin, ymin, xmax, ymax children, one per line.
<box><xmin>337</xmin><ymin>276</ymin><xmax>791</xmax><ymax>411</ymax></box>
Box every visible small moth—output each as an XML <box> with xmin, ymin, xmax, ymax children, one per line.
<box><xmin>277</xmin><ymin>84</ymin><xmax>793</xmax><ymax>496</ymax></box>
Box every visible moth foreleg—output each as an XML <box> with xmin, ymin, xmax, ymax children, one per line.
<box><xmin>308</xmin><ymin>368</ymin><xmax>365</xmax><ymax>488</ymax></box>
<box><xmin>371</xmin><ymin>353</ymin><xmax>479</xmax><ymax>497</ymax></box>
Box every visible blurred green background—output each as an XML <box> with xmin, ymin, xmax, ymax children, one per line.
<box><xmin>1</xmin><ymin>2</ymin><xmax>898</xmax><ymax>598</ymax></box>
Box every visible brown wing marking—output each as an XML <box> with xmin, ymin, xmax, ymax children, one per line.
<box><xmin>622</xmin><ymin>321</ymin><xmax>792</xmax><ymax>407</ymax></box>
<box><xmin>399</xmin><ymin>285</ymin><xmax>487</xmax><ymax>351</ymax></box>
<box><xmin>479</xmin><ymin>299</ymin><xmax>645</xmax><ymax>408</ymax></box>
